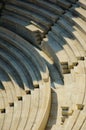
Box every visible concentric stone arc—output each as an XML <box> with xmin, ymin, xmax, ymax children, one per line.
<box><xmin>0</xmin><ymin>0</ymin><xmax>86</xmax><ymax>130</ymax></box>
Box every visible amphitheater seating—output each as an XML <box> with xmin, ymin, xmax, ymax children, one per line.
<box><xmin>37</xmin><ymin>50</ymin><xmax>63</xmax><ymax>84</ymax></box>
<box><xmin>0</xmin><ymin>0</ymin><xmax>65</xmax><ymax>45</ymax></box>
<box><xmin>70</xmin><ymin>5</ymin><xmax>86</xmax><ymax>21</ymax></box>
<box><xmin>0</xmin><ymin>0</ymin><xmax>86</xmax><ymax>130</ymax></box>
<box><xmin>0</xmin><ymin>26</ymin><xmax>51</xmax><ymax>130</ymax></box>
<box><xmin>40</xmin><ymin>0</ymin><xmax>86</xmax><ymax>75</ymax></box>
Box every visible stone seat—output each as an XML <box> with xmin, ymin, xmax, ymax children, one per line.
<box><xmin>0</xmin><ymin>0</ymin><xmax>86</xmax><ymax>130</ymax></box>
<box><xmin>0</xmin><ymin>73</ymin><xmax>14</xmax><ymax>104</ymax></box>
<box><xmin>78</xmin><ymin>0</ymin><xmax>86</xmax><ymax>9</ymax></box>
<box><xmin>9</xmin><ymin>0</ymin><xmax>59</xmax><ymax>23</ymax></box>
<box><xmin>0</xmin><ymin>26</ymin><xmax>51</xmax><ymax>130</ymax></box>
<box><xmin>0</xmin><ymin>27</ymin><xmax>49</xmax><ymax>82</ymax></box>
<box><xmin>52</xmin><ymin>0</ymin><xmax>71</xmax><ymax>9</ymax></box>
<box><xmin>5</xmin><ymin>4</ymin><xmax>52</xmax><ymax>29</ymax></box>
<box><xmin>59</xmin><ymin>61</ymin><xmax>86</xmax><ymax>130</ymax></box>
<box><xmin>38</xmin><ymin>50</ymin><xmax>64</xmax><ymax>83</ymax></box>
<box><xmin>52</xmin><ymin>23</ymin><xmax>84</xmax><ymax>60</ymax></box>
<box><xmin>26</xmin><ymin>0</ymin><xmax>64</xmax><ymax>15</ymax></box>
<box><xmin>70</xmin><ymin>5</ymin><xmax>86</xmax><ymax>22</ymax></box>
<box><xmin>8</xmin><ymin>100</ymin><xmax>22</xmax><ymax>130</ymax></box>
<box><xmin>1</xmin><ymin>15</ymin><xmax>43</xmax><ymax>45</ymax></box>
<box><xmin>0</xmin><ymin>50</ymin><xmax>32</xmax><ymax>91</ymax></box>
<box><xmin>41</xmin><ymin>35</ymin><xmax>71</xmax><ymax>74</ymax></box>
<box><xmin>51</xmin><ymin>25</ymin><xmax>79</xmax><ymax>62</ymax></box>
<box><xmin>31</xmin><ymin>80</ymin><xmax>51</xmax><ymax>130</ymax></box>
<box><xmin>0</xmin><ymin>57</ymin><xmax>23</xmax><ymax>97</ymax></box>
<box><xmin>41</xmin><ymin>27</ymin><xmax>80</xmax><ymax>73</ymax></box>
<box><xmin>2</xmin><ymin>10</ymin><xmax>46</xmax><ymax>35</ymax></box>
<box><xmin>64</xmin><ymin>11</ymin><xmax>86</xmax><ymax>35</ymax></box>
<box><xmin>58</xmin><ymin>18</ymin><xmax>86</xmax><ymax>52</ymax></box>
<box><xmin>0</xmin><ymin>39</ymin><xmax>39</xmax><ymax>88</ymax></box>
<box><xmin>49</xmin><ymin>31</ymin><xmax>78</xmax><ymax>67</ymax></box>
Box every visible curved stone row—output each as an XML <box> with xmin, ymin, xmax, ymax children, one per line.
<box><xmin>0</xmin><ymin>0</ymin><xmax>86</xmax><ymax>130</ymax></box>
<box><xmin>44</xmin><ymin>1</ymin><xmax>86</xmax><ymax>130</ymax></box>
<box><xmin>0</xmin><ymin>0</ymin><xmax>64</xmax><ymax>45</ymax></box>
<box><xmin>41</xmin><ymin>0</ymin><xmax>86</xmax><ymax>74</ymax></box>
<box><xmin>46</xmin><ymin>60</ymin><xmax>86</xmax><ymax>130</ymax></box>
<box><xmin>1</xmin><ymin>0</ymin><xmax>85</xmax><ymax>74</ymax></box>
<box><xmin>0</xmin><ymin>26</ymin><xmax>51</xmax><ymax>130</ymax></box>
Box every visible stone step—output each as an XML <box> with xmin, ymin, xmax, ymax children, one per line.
<box><xmin>0</xmin><ymin>39</ymin><xmax>39</xmax><ymax>88</ymax></box>
<box><xmin>2</xmin><ymin>9</ymin><xmax>47</xmax><ymax>34</ymax></box>
<box><xmin>25</xmin><ymin>0</ymin><xmax>64</xmax><ymax>15</ymax></box>
<box><xmin>58</xmin><ymin>18</ymin><xmax>86</xmax><ymax>52</ymax></box>
<box><xmin>51</xmin><ymin>24</ymin><xmax>82</xmax><ymax>60</ymax></box>
<box><xmin>0</xmin><ymin>27</ymin><xmax>49</xmax><ymax>82</ymax></box>
<box><xmin>1</xmin><ymin>15</ymin><xmax>42</xmax><ymax>45</ymax></box>
<box><xmin>70</xmin><ymin>5</ymin><xmax>86</xmax><ymax>22</ymax></box>
<box><xmin>54</xmin><ymin>0</ymin><xmax>71</xmax><ymax>9</ymax></box>
<box><xmin>64</xmin><ymin>11</ymin><xmax>86</xmax><ymax>35</ymax></box>
<box><xmin>10</xmin><ymin>0</ymin><xmax>59</xmax><ymax>23</ymax></box>
<box><xmin>78</xmin><ymin>0</ymin><xmax>86</xmax><ymax>9</ymax></box>
<box><xmin>49</xmin><ymin>29</ymin><xmax>78</xmax><ymax>66</ymax></box>
<box><xmin>5</xmin><ymin>4</ymin><xmax>52</xmax><ymax>29</ymax></box>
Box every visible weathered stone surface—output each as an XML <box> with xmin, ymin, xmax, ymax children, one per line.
<box><xmin>0</xmin><ymin>0</ymin><xmax>86</xmax><ymax>130</ymax></box>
